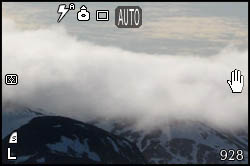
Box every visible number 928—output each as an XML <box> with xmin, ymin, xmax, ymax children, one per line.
<box><xmin>220</xmin><ymin>149</ymin><xmax>244</xmax><ymax>161</ymax></box>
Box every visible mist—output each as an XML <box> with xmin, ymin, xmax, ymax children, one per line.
<box><xmin>2</xmin><ymin>18</ymin><xmax>248</xmax><ymax>131</ymax></box>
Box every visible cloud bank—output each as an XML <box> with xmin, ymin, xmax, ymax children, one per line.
<box><xmin>3</xmin><ymin>18</ymin><xmax>248</xmax><ymax>131</ymax></box>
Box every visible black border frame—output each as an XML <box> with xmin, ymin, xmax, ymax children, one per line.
<box><xmin>1</xmin><ymin>1</ymin><xmax>249</xmax><ymax>165</ymax></box>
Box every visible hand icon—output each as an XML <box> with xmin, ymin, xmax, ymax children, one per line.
<box><xmin>227</xmin><ymin>69</ymin><xmax>244</xmax><ymax>93</ymax></box>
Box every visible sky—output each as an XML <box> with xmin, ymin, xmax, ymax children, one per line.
<box><xmin>2</xmin><ymin>2</ymin><xmax>248</xmax><ymax>131</ymax></box>
<box><xmin>2</xmin><ymin>2</ymin><xmax>248</xmax><ymax>55</ymax></box>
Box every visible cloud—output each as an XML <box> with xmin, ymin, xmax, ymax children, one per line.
<box><xmin>3</xmin><ymin>18</ymin><xmax>248</xmax><ymax>131</ymax></box>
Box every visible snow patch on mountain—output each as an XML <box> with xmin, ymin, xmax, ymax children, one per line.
<box><xmin>92</xmin><ymin>118</ymin><xmax>248</xmax><ymax>164</ymax></box>
<box><xmin>46</xmin><ymin>136</ymin><xmax>101</xmax><ymax>161</ymax></box>
<box><xmin>107</xmin><ymin>137</ymin><xmax>119</xmax><ymax>153</ymax></box>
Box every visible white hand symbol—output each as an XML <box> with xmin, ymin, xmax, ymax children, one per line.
<box><xmin>227</xmin><ymin>69</ymin><xmax>244</xmax><ymax>93</ymax></box>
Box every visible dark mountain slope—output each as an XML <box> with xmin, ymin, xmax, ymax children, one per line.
<box><xmin>2</xmin><ymin>116</ymin><xmax>146</xmax><ymax>164</ymax></box>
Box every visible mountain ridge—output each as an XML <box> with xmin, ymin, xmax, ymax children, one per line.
<box><xmin>2</xmin><ymin>105</ymin><xmax>248</xmax><ymax>164</ymax></box>
<box><xmin>2</xmin><ymin>116</ymin><xmax>146</xmax><ymax>164</ymax></box>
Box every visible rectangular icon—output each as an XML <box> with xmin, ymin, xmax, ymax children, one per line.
<box><xmin>96</xmin><ymin>10</ymin><xmax>109</xmax><ymax>21</ymax></box>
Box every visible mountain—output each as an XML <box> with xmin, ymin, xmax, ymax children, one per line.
<box><xmin>2</xmin><ymin>116</ymin><xmax>146</xmax><ymax>164</ymax></box>
<box><xmin>90</xmin><ymin>118</ymin><xmax>248</xmax><ymax>164</ymax></box>
<box><xmin>2</xmin><ymin>104</ymin><xmax>248</xmax><ymax>164</ymax></box>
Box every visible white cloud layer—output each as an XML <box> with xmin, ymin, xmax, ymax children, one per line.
<box><xmin>3</xmin><ymin>18</ymin><xmax>248</xmax><ymax>131</ymax></box>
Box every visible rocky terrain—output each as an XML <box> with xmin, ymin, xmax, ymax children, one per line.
<box><xmin>2</xmin><ymin>104</ymin><xmax>248</xmax><ymax>164</ymax></box>
<box><xmin>92</xmin><ymin>118</ymin><xmax>248</xmax><ymax>164</ymax></box>
<box><xmin>2</xmin><ymin>116</ymin><xmax>146</xmax><ymax>164</ymax></box>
